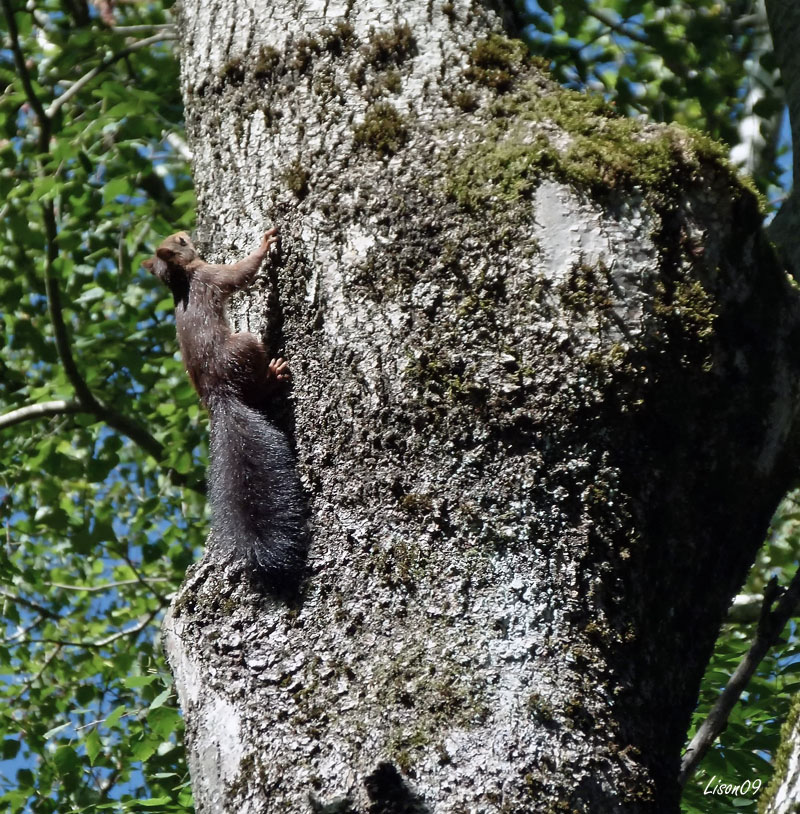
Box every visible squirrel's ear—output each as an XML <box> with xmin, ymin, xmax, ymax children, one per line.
<box><xmin>142</xmin><ymin>258</ymin><xmax>155</xmax><ymax>272</ymax></box>
<box><xmin>156</xmin><ymin>246</ymin><xmax>175</xmax><ymax>261</ymax></box>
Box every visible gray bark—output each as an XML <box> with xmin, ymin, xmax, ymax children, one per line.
<box><xmin>162</xmin><ymin>0</ymin><xmax>800</xmax><ymax>811</ymax></box>
<box><xmin>761</xmin><ymin>694</ymin><xmax>800</xmax><ymax>814</ymax></box>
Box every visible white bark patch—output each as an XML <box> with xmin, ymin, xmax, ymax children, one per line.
<box><xmin>533</xmin><ymin>179</ymin><xmax>657</xmax><ymax>347</ymax></box>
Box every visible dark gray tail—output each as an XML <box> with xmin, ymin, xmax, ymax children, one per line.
<box><xmin>207</xmin><ymin>394</ymin><xmax>306</xmax><ymax>589</ymax></box>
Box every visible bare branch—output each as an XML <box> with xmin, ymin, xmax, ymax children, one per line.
<box><xmin>119</xmin><ymin>550</ymin><xmax>168</xmax><ymax>604</ymax></box>
<box><xmin>679</xmin><ymin>568</ymin><xmax>800</xmax><ymax>786</ymax></box>
<box><xmin>110</xmin><ymin>23</ymin><xmax>174</xmax><ymax>34</ymax></box>
<box><xmin>45</xmin><ymin>31</ymin><xmax>178</xmax><ymax>119</ymax></box>
<box><xmin>765</xmin><ymin>0</ymin><xmax>800</xmax><ymax>273</ymax></box>
<box><xmin>25</xmin><ymin>607</ymin><xmax>161</xmax><ymax>649</ymax></box>
<box><xmin>47</xmin><ymin>577</ymin><xmax>170</xmax><ymax>593</ymax></box>
<box><xmin>0</xmin><ymin>400</ymin><xmax>82</xmax><ymax>430</ymax></box>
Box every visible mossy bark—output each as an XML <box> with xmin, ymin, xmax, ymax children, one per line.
<box><xmin>163</xmin><ymin>1</ymin><xmax>800</xmax><ymax>812</ymax></box>
<box><xmin>760</xmin><ymin>693</ymin><xmax>800</xmax><ymax>813</ymax></box>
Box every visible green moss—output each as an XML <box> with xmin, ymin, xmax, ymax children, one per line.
<box><xmin>353</xmin><ymin>102</ymin><xmax>408</xmax><ymax>156</ymax></box>
<box><xmin>448</xmin><ymin>79</ymin><xmax>756</xmax><ymax>213</ymax></box>
<box><xmin>372</xmin><ymin>539</ymin><xmax>425</xmax><ymax>589</ymax></box>
<box><xmin>284</xmin><ymin>157</ymin><xmax>310</xmax><ymax>198</ymax></box>
<box><xmin>558</xmin><ymin>261</ymin><xmax>614</xmax><ymax>317</ymax></box>
<box><xmin>452</xmin><ymin>89</ymin><xmax>479</xmax><ymax>112</ymax></box>
<box><xmin>448</xmin><ymin>132</ymin><xmax>555</xmax><ymax>209</ymax></box>
<box><xmin>291</xmin><ymin>35</ymin><xmax>321</xmax><ymax>73</ymax></box>
<box><xmin>384</xmin><ymin>668</ymin><xmax>489</xmax><ymax>774</ymax></box>
<box><xmin>320</xmin><ymin>20</ymin><xmax>356</xmax><ymax>55</ymax></box>
<box><xmin>758</xmin><ymin>682</ymin><xmax>800</xmax><ymax>812</ymax></box>
<box><xmin>399</xmin><ymin>492</ymin><xmax>433</xmax><ymax>514</ymax></box>
<box><xmin>363</xmin><ymin>23</ymin><xmax>416</xmax><ymax>68</ymax></box>
<box><xmin>388</xmin><ymin>729</ymin><xmax>429</xmax><ymax>774</ymax></box>
<box><xmin>220</xmin><ymin>56</ymin><xmax>245</xmax><ymax>85</ymax></box>
<box><xmin>369</xmin><ymin>68</ymin><xmax>402</xmax><ymax>97</ymax></box>
<box><xmin>527</xmin><ymin>692</ymin><xmax>555</xmax><ymax>723</ymax></box>
<box><xmin>465</xmin><ymin>34</ymin><xmax>528</xmax><ymax>92</ymax></box>
<box><xmin>254</xmin><ymin>45</ymin><xmax>281</xmax><ymax>80</ymax></box>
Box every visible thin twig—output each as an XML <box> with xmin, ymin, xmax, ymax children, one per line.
<box><xmin>11</xmin><ymin>644</ymin><xmax>63</xmax><ymax>701</ymax></box>
<box><xmin>584</xmin><ymin>4</ymin><xmax>689</xmax><ymax>80</ymax></box>
<box><xmin>679</xmin><ymin>569</ymin><xmax>800</xmax><ymax>786</ymax></box>
<box><xmin>3</xmin><ymin>614</ymin><xmax>45</xmax><ymax>644</ymax></box>
<box><xmin>24</xmin><ymin>607</ymin><xmax>161</xmax><ymax>649</ymax></box>
<box><xmin>46</xmin><ymin>32</ymin><xmax>178</xmax><ymax>118</ymax></box>
<box><xmin>42</xmin><ymin>200</ymin><xmax>96</xmax><ymax>408</ymax></box>
<box><xmin>110</xmin><ymin>23</ymin><xmax>174</xmax><ymax>34</ymax></box>
<box><xmin>0</xmin><ymin>588</ymin><xmax>60</xmax><ymax>620</ymax></box>
<box><xmin>119</xmin><ymin>550</ymin><xmax>167</xmax><ymax>604</ymax></box>
<box><xmin>47</xmin><ymin>577</ymin><xmax>170</xmax><ymax>592</ymax></box>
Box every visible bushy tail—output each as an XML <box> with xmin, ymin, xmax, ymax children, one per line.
<box><xmin>207</xmin><ymin>393</ymin><xmax>306</xmax><ymax>588</ymax></box>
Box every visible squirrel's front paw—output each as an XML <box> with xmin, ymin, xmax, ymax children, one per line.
<box><xmin>262</xmin><ymin>226</ymin><xmax>280</xmax><ymax>253</ymax></box>
<box><xmin>267</xmin><ymin>357</ymin><xmax>291</xmax><ymax>383</ymax></box>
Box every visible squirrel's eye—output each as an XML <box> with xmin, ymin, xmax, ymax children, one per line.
<box><xmin>179</xmin><ymin>236</ymin><xmax>187</xmax><ymax>246</ymax></box>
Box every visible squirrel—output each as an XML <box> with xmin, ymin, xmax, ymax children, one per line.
<box><xmin>143</xmin><ymin>228</ymin><xmax>306</xmax><ymax>589</ymax></box>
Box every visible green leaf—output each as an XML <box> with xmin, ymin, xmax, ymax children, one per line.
<box><xmin>53</xmin><ymin>745</ymin><xmax>80</xmax><ymax>775</ymax></box>
<box><xmin>105</xmin><ymin>704</ymin><xmax>127</xmax><ymax>730</ymax></box>
<box><xmin>149</xmin><ymin>688</ymin><xmax>171</xmax><ymax>710</ymax></box>
<box><xmin>124</xmin><ymin>675</ymin><xmax>161</xmax><ymax>689</ymax></box>
<box><xmin>84</xmin><ymin>728</ymin><xmax>102</xmax><ymax>765</ymax></box>
<box><xmin>147</xmin><ymin>706</ymin><xmax>181</xmax><ymax>739</ymax></box>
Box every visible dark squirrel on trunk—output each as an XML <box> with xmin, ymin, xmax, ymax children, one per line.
<box><xmin>143</xmin><ymin>228</ymin><xmax>306</xmax><ymax>590</ymax></box>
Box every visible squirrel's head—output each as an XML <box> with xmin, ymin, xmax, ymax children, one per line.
<box><xmin>143</xmin><ymin>232</ymin><xmax>197</xmax><ymax>293</ymax></box>
<box><xmin>154</xmin><ymin>232</ymin><xmax>198</xmax><ymax>266</ymax></box>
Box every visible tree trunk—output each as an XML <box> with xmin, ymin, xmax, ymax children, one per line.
<box><xmin>162</xmin><ymin>1</ymin><xmax>800</xmax><ymax>811</ymax></box>
<box><xmin>761</xmin><ymin>694</ymin><xmax>800</xmax><ymax>813</ymax></box>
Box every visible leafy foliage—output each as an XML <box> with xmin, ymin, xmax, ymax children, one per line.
<box><xmin>681</xmin><ymin>496</ymin><xmax>800</xmax><ymax>814</ymax></box>
<box><xmin>0</xmin><ymin>0</ymin><xmax>198</xmax><ymax>810</ymax></box>
<box><xmin>517</xmin><ymin>0</ymin><xmax>785</xmax><ymax>195</ymax></box>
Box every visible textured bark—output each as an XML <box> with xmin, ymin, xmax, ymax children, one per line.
<box><xmin>766</xmin><ymin>0</ymin><xmax>800</xmax><ymax>273</ymax></box>
<box><xmin>162</xmin><ymin>1</ymin><xmax>800</xmax><ymax>812</ymax></box>
<box><xmin>761</xmin><ymin>694</ymin><xmax>800</xmax><ymax>814</ymax></box>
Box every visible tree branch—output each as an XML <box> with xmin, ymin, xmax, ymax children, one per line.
<box><xmin>45</xmin><ymin>31</ymin><xmax>178</xmax><ymax>119</ymax></box>
<box><xmin>0</xmin><ymin>0</ymin><xmax>50</xmax><ymax>146</ymax></box>
<box><xmin>0</xmin><ymin>588</ymin><xmax>60</xmax><ymax>620</ymax></box>
<box><xmin>39</xmin><ymin>200</ymin><xmax>201</xmax><ymax>488</ymax></box>
<box><xmin>26</xmin><ymin>607</ymin><xmax>161</xmax><ymax>649</ymax></box>
<box><xmin>679</xmin><ymin>568</ymin><xmax>800</xmax><ymax>786</ymax></box>
<box><xmin>110</xmin><ymin>23</ymin><xmax>174</xmax><ymax>35</ymax></box>
<box><xmin>47</xmin><ymin>577</ymin><xmax>170</xmax><ymax>592</ymax></box>
<box><xmin>0</xmin><ymin>397</ymin><xmax>204</xmax><ymax>494</ymax></box>
<box><xmin>2</xmin><ymin>2</ymin><xmax>202</xmax><ymax>498</ymax></box>
<box><xmin>12</xmin><ymin>644</ymin><xmax>63</xmax><ymax>701</ymax></box>
<box><xmin>583</xmin><ymin>4</ymin><xmax>689</xmax><ymax>81</ymax></box>
<box><xmin>0</xmin><ymin>400</ymin><xmax>82</xmax><ymax>430</ymax></box>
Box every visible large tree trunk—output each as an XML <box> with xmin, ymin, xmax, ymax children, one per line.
<box><xmin>162</xmin><ymin>1</ymin><xmax>800</xmax><ymax>811</ymax></box>
<box><xmin>762</xmin><ymin>694</ymin><xmax>800</xmax><ymax>814</ymax></box>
